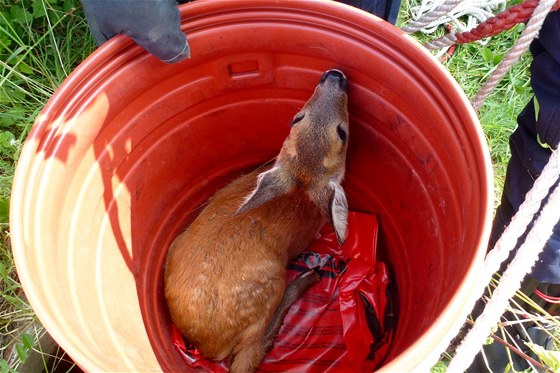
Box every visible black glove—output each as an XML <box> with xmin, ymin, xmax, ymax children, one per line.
<box><xmin>80</xmin><ymin>0</ymin><xmax>190</xmax><ymax>63</ymax></box>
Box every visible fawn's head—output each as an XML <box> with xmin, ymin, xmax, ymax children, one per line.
<box><xmin>238</xmin><ymin>69</ymin><xmax>350</xmax><ymax>243</ymax></box>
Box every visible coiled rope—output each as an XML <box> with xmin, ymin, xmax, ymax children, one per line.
<box><xmin>423</xmin><ymin>0</ymin><xmax>539</xmax><ymax>50</ymax></box>
<box><xmin>402</xmin><ymin>0</ymin><xmax>560</xmax><ymax>371</ymax></box>
<box><xmin>402</xmin><ymin>0</ymin><xmax>477</xmax><ymax>33</ymax></box>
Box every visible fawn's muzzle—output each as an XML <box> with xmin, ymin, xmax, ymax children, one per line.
<box><xmin>320</xmin><ymin>69</ymin><xmax>348</xmax><ymax>92</ymax></box>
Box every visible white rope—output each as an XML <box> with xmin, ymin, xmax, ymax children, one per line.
<box><xmin>401</xmin><ymin>0</ymin><xmax>465</xmax><ymax>33</ymax></box>
<box><xmin>403</xmin><ymin>0</ymin><xmax>505</xmax><ymax>39</ymax></box>
<box><xmin>419</xmin><ymin>146</ymin><xmax>560</xmax><ymax>372</ymax></box>
<box><xmin>474</xmin><ymin>148</ymin><xmax>560</xmax><ymax>301</ymax></box>
<box><xmin>448</xmin><ymin>148</ymin><xmax>560</xmax><ymax>372</ymax></box>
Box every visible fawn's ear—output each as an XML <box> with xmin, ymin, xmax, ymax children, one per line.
<box><xmin>237</xmin><ymin>166</ymin><xmax>291</xmax><ymax>214</ymax></box>
<box><xmin>328</xmin><ymin>181</ymin><xmax>348</xmax><ymax>244</ymax></box>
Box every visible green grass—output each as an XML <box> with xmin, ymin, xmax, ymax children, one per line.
<box><xmin>0</xmin><ymin>0</ymin><xmax>94</xmax><ymax>212</ymax></box>
<box><xmin>0</xmin><ymin>0</ymin><xmax>94</xmax><ymax>370</ymax></box>
<box><xmin>443</xmin><ymin>27</ymin><xmax>533</xmax><ymax>201</ymax></box>
<box><xmin>0</xmin><ymin>0</ymin><xmax>556</xmax><ymax>372</ymax></box>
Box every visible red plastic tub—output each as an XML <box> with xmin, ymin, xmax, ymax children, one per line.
<box><xmin>11</xmin><ymin>0</ymin><xmax>492</xmax><ymax>371</ymax></box>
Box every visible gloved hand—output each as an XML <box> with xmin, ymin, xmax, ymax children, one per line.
<box><xmin>80</xmin><ymin>0</ymin><xmax>190</xmax><ymax>63</ymax></box>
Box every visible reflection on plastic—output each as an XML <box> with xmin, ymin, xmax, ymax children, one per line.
<box><xmin>171</xmin><ymin>212</ymin><xmax>392</xmax><ymax>372</ymax></box>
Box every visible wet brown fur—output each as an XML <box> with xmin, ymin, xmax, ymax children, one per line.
<box><xmin>164</xmin><ymin>70</ymin><xmax>349</xmax><ymax>373</ymax></box>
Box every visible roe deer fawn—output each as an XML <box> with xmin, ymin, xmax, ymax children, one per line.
<box><xmin>165</xmin><ymin>69</ymin><xmax>350</xmax><ymax>373</ymax></box>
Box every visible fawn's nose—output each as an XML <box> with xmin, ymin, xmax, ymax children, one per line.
<box><xmin>320</xmin><ymin>69</ymin><xmax>348</xmax><ymax>91</ymax></box>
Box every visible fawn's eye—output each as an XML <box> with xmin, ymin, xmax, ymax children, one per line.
<box><xmin>292</xmin><ymin>112</ymin><xmax>305</xmax><ymax>126</ymax></box>
<box><xmin>337</xmin><ymin>124</ymin><xmax>347</xmax><ymax>143</ymax></box>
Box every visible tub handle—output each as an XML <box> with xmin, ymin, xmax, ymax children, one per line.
<box><xmin>216</xmin><ymin>54</ymin><xmax>275</xmax><ymax>89</ymax></box>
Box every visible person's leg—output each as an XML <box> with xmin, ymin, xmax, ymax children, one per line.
<box><xmin>470</xmin><ymin>10</ymin><xmax>560</xmax><ymax>372</ymax></box>
<box><xmin>336</xmin><ymin>0</ymin><xmax>401</xmax><ymax>24</ymax></box>
<box><xmin>489</xmin><ymin>10</ymin><xmax>560</xmax><ymax>285</ymax></box>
